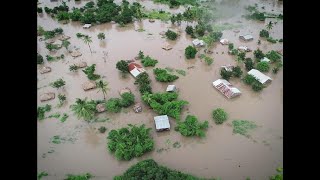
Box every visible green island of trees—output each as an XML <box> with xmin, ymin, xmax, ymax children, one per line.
<box><xmin>153</xmin><ymin>68</ymin><xmax>179</xmax><ymax>82</ymax></box>
<box><xmin>116</xmin><ymin>60</ymin><xmax>129</xmax><ymax>73</ymax></box>
<box><xmin>107</xmin><ymin>124</ymin><xmax>154</xmax><ymax>160</ymax></box>
<box><xmin>175</xmin><ymin>115</ymin><xmax>209</xmax><ymax>137</ymax></box>
<box><xmin>37</xmin><ymin>104</ymin><xmax>52</xmax><ymax>120</ymax></box>
<box><xmin>243</xmin><ymin>74</ymin><xmax>265</xmax><ymax>92</ymax></box>
<box><xmin>185</xmin><ymin>46</ymin><xmax>197</xmax><ymax>59</ymax></box>
<box><xmin>212</xmin><ymin>108</ymin><xmax>228</xmax><ymax>124</ymax></box>
<box><xmin>141</xmin><ymin>56</ymin><xmax>159</xmax><ymax>67</ymax></box>
<box><xmin>142</xmin><ymin>92</ymin><xmax>188</xmax><ymax>120</ymax></box>
<box><xmin>256</xmin><ymin>61</ymin><xmax>270</xmax><ymax>72</ymax></box>
<box><xmin>135</xmin><ymin>72</ymin><xmax>152</xmax><ymax>95</ymax></box>
<box><xmin>165</xmin><ymin>29</ymin><xmax>178</xmax><ymax>40</ymax></box>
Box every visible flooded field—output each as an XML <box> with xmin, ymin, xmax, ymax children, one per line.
<box><xmin>37</xmin><ymin>0</ymin><xmax>283</xmax><ymax>179</ymax></box>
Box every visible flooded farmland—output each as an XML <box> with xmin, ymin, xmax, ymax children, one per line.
<box><xmin>37</xmin><ymin>0</ymin><xmax>283</xmax><ymax>179</ymax></box>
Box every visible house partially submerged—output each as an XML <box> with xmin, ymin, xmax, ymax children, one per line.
<box><xmin>128</xmin><ymin>63</ymin><xmax>146</xmax><ymax>78</ymax></box>
<box><xmin>192</xmin><ymin>39</ymin><xmax>205</xmax><ymax>47</ymax></box>
<box><xmin>212</xmin><ymin>79</ymin><xmax>241</xmax><ymax>98</ymax></box>
<box><xmin>261</xmin><ymin>57</ymin><xmax>271</xmax><ymax>63</ymax></box>
<box><xmin>40</xmin><ymin>92</ymin><xmax>55</xmax><ymax>102</ymax></box>
<box><xmin>83</xmin><ymin>24</ymin><xmax>92</xmax><ymax>29</ymax></box>
<box><xmin>166</xmin><ymin>85</ymin><xmax>176</xmax><ymax>92</ymax></box>
<box><xmin>220</xmin><ymin>38</ymin><xmax>229</xmax><ymax>45</ymax></box>
<box><xmin>239</xmin><ymin>34</ymin><xmax>254</xmax><ymax>41</ymax></box>
<box><xmin>221</xmin><ymin>65</ymin><xmax>234</xmax><ymax>72</ymax></box>
<box><xmin>238</xmin><ymin>46</ymin><xmax>251</xmax><ymax>52</ymax></box>
<box><xmin>248</xmin><ymin>69</ymin><xmax>272</xmax><ymax>84</ymax></box>
<box><xmin>154</xmin><ymin>115</ymin><xmax>170</xmax><ymax>132</ymax></box>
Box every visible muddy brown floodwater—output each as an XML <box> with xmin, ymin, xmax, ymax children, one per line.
<box><xmin>38</xmin><ymin>0</ymin><xmax>283</xmax><ymax>179</ymax></box>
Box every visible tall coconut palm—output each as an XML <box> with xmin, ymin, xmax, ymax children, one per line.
<box><xmin>96</xmin><ymin>80</ymin><xmax>110</xmax><ymax>100</ymax></box>
<box><xmin>78</xmin><ymin>35</ymin><xmax>93</xmax><ymax>54</ymax></box>
<box><xmin>70</xmin><ymin>98</ymin><xmax>96</xmax><ymax>120</ymax></box>
<box><xmin>266</xmin><ymin>21</ymin><xmax>273</xmax><ymax>30</ymax></box>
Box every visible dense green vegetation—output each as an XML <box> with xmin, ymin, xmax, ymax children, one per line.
<box><xmin>37</xmin><ymin>104</ymin><xmax>52</xmax><ymax>120</ymax></box>
<box><xmin>38</xmin><ymin>171</ymin><xmax>48</xmax><ymax>179</ymax></box>
<box><xmin>107</xmin><ymin>124</ymin><xmax>154</xmax><ymax>160</ymax></box>
<box><xmin>114</xmin><ymin>159</ymin><xmax>212</xmax><ymax>180</ymax></box>
<box><xmin>57</xmin><ymin>94</ymin><xmax>66</xmax><ymax>107</ymax></box>
<box><xmin>232</xmin><ymin>120</ymin><xmax>257</xmax><ymax>137</ymax></box>
<box><xmin>269</xmin><ymin>167</ymin><xmax>283</xmax><ymax>180</ymax></box>
<box><xmin>165</xmin><ymin>29</ymin><xmax>178</xmax><ymax>40</ymax></box>
<box><xmin>266</xmin><ymin>37</ymin><xmax>277</xmax><ymax>43</ymax></box>
<box><xmin>220</xmin><ymin>69</ymin><xmax>233</xmax><ymax>81</ymax></box>
<box><xmin>41</xmin><ymin>27</ymin><xmax>63</xmax><ymax>40</ymax></box>
<box><xmin>237</xmin><ymin>52</ymin><xmax>246</xmax><ymax>62</ymax></box>
<box><xmin>141</xmin><ymin>56</ymin><xmax>158</xmax><ymax>67</ymax></box>
<box><xmin>142</xmin><ymin>92</ymin><xmax>188</xmax><ymax>120</ymax></box>
<box><xmin>135</xmin><ymin>72</ymin><xmax>152</xmax><ymax>95</ymax></box>
<box><xmin>243</xmin><ymin>74</ymin><xmax>265</xmax><ymax>92</ymax></box>
<box><xmin>51</xmin><ymin>78</ymin><xmax>66</xmax><ymax>89</ymax></box>
<box><xmin>45</xmin><ymin>43</ymin><xmax>61</xmax><ymax>51</ymax></box>
<box><xmin>105</xmin><ymin>98</ymin><xmax>122</xmax><ymax>113</ymax></box>
<box><xmin>185</xmin><ymin>46</ymin><xmax>197</xmax><ymax>59</ymax></box>
<box><xmin>175</xmin><ymin>115</ymin><xmax>209</xmax><ymax>137</ymax></box>
<box><xmin>37</xmin><ymin>53</ymin><xmax>44</xmax><ymax>64</ymax></box>
<box><xmin>96</xmin><ymin>80</ymin><xmax>109</xmax><ymax>99</ymax></box>
<box><xmin>212</xmin><ymin>108</ymin><xmax>228</xmax><ymax>124</ymax></box>
<box><xmin>228</xmin><ymin>43</ymin><xmax>234</xmax><ymax>51</ymax></box>
<box><xmin>153</xmin><ymin>68</ymin><xmax>179</xmax><ymax>82</ymax></box>
<box><xmin>185</xmin><ymin>25</ymin><xmax>194</xmax><ymax>35</ymax></box>
<box><xmin>70</xmin><ymin>98</ymin><xmax>97</xmax><ymax>120</ymax></box>
<box><xmin>98</xmin><ymin>32</ymin><xmax>106</xmax><ymax>40</ymax></box>
<box><xmin>65</xmin><ymin>173</ymin><xmax>93</xmax><ymax>180</ymax></box>
<box><xmin>253</xmin><ymin>49</ymin><xmax>265</xmax><ymax>60</ymax></box>
<box><xmin>146</xmin><ymin>10</ymin><xmax>171</xmax><ymax>21</ymax></box>
<box><xmin>82</xmin><ymin>64</ymin><xmax>101</xmax><ymax>80</ymax></box>
<box><xmin>244</xmin><ymin>58</ymin><xmax>254</xmax><ymax>71</ymax></box>
<box><xmin>256</xmin><ymin>61</ymin><xmax>270</xmax><ymax>72</ymax></box>
<box><xmin>116</xmin><ymin>60</ymin><xmax>129</xmax><ymax>73</ymax></box>
<box><xmin>120</xmin><ymin>92</ymin><xmax>135</xmax><ymax>107</ymax></box>
<box><xmin>232</xmin><ymin>66</ymin><xmax>243</xmax><ymax>78</ymax></box>
<box><xmin>266</xmin><ymin>50</ymin><xmax>281</xmax><ymax>63</ymax></box>
<box><xmin>259</xmin><ymin>29</ymin><xmax>269</xmax><ymax>38</ymax></box>
<box><xmin>201</xmin><ymin>31</ymin><xmax>223</xmax><ymax>48</ymax></box>
<box><xmin>243</xmin><ymin>74</ymin><xmax>257</xmax><ymax>85</ymax></box>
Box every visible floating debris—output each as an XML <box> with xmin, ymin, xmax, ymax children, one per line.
<box><xmin>133</xmin><ymin>103</ymin><xmax>142</xmax><ymax>113</ymax></box>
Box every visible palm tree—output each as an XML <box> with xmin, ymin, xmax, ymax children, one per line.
<box><xmin>77</xmin><ymin>35</ymin><xmax>93</xmax><ymax>54</ymax></box>
<box><xmin>70</xmin><ymin>98</ymin><xmax>96</xmax><ymax>120</ymax></box>
<box><xmin>266</xmin><ymin>21</ymin><xmax>273</xmax><ymax>30</ymax></box>
<box><xmin>96</xmin><ymin>80</ymin><xmax>110</xmax><ymax>99</ymax></box>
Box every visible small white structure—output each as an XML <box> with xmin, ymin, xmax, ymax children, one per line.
<box><xmin>248</xmin><ymin>69</ymin><xmax>272</xmax><ymax>84</ymax></box>
<box><xmin>128</xmin><ymin>63</ymin><xmax>146</xmax><ymax>78</ymax></box>
<box><xmin>220</xmin><ymin>38</ymin><xmax>229</xmax><ymax>45</ymax></box>
<box><xmin>221</xmin><ymin>65</ymin><xmax>234</xmax><ymax>72</ymax></box>
<box><xmin>166</xmin><ymin>85</ymin><xmax>176</xmax><ymax>92</ymax></box>
<box><xmin>238</xmin><ymin>46</ymin><xmax>251</xmax><ymax>52</ymax></box>
<box><xmin>83</xmin><ymin>24</ymin><xmax>92</xmax><ymax>29</ymax></box>
<box><xmin>261</xmin><ymin>57</ymin><xmax>271</xmax><ymax>63</ymax></box>
<box><xmin>192</xmin><ymin>39</ymin><xmax>205</xmax><ymax>47</ymax></box>
<box><xmin>239</xmin><ymin>34</ymin><xmax>254</xmax><ymax>41</ymax></box>
<box><xmin>212</xmin><ymin>79</ymin><xmax>241</xmax><ymax>99</ymax></box>
<box><xmin>154</xmin><ymin>115</ymin><xmax>170</xmax><ymax>131</ymax></box>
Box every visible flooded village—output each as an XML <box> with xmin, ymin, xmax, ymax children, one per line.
<box><xmin>37</xmin><ymin>0</ymin><xmax>283</xmax><ymax>179</ymax></box>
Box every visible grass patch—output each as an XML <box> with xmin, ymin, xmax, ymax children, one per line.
<box><xmin>232</xmin><ymin>120</ymin><xmax>257</xmax><ymax>137</ymax></box>
<box><xmin>48</xmin><ymin>113</ymin><xmax>61</xmax><ymax>119</ymax></box>
<box><xmin>175</xmin><ymin>69</ymin><xmax>186</xmax><ymax>76</ymax></box>
<box><xmin>65</xmin><ymin>173</ymin><xmax>93</xmax><ymax>180</ymax></box>
<box><xmin>145</xmin><ymin>10</ymin><xmax>171</xmax><ymax>21</ymax></box>
<box><xmin>60</xmin><ymin>113</ymin><xmax>69</xmax><ymax>122</ymax></box>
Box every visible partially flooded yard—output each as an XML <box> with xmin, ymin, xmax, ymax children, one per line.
<box><xmin>37</xmin><ymin>0</ymin><xmax>283</xmax><ymax>179</ymax></box>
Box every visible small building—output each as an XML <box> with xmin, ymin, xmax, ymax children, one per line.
<box><xmin>248</xmin><ymin>69</ymin><xmax>272</xmax><ymax>84</ymax></box>
<box><xmin>83</xmin><ymin>24</ymin><xmax>92</xmax><ymax>29</ymax></box>
<box><xmin>128</xmin><ymin>63</ymin><xmax>146</xmax><ymax>78</ymax></box>
<box><xmin>239</xmin><ymin>34</ymin><xmax>254</xmax><ymax>41</ymax></box>
<box><xmin>221</xmin><ymin>65</ymin><xmax>234</xmax><ymax>72</ymax></box>
<box><xmin>192</xmin><ymin>39</ymin><xmax>205</xmax><ymax>47</ymax></box>
<box><xmin>220</xmin><ymin>38</ymin><xmax>229</xmax><ymax>45</ymax></box>
<box><xmin>166</xmin><ymin>85</ymin><xmax>176</xmax><ymax>92</ymax></box>
<box><xmin>261</xmin><ymin>57</ymin><xmax>271</xmax><ymax>63</ymax></box>
<box><xmin>238</xmin><ymin>46</ymin><xmax>251</xmax><ymax>52</ymax></box>
<box><xmin>133</xmin><ymin>103</ymin><xmax>142</xmax><ymax>113</ymax></box>
<box><xmin>162</xmin><ymin>44</ymin><xmax>172</xmax><ymax>51</ymax></box>
<box><xmin>154</xmin><ymin>115</ymin><xmax>170</xmax><ymax>132</ymax></box>
<box><xmin>212</xmin><ymin>79</ymin><xmax>241</xmax><ymax>99</ymax></box>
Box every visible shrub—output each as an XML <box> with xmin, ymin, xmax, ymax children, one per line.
<box><xmin>45</xmin><ymin>43</ymin><xmax>60</xmax><ymax>51</ymax></box>
<box><xmin>37</xmin><ymin>7</ymin><xmax>43</xmax><ymax>13</ymax></box>
<box><xmin>46</xmin><ymin>55</ymin><xmax>55</xmax><ymax>62</ymax></box>
<box><xmin>98</xmin><ymin>126</ymin><xmax>107</xmax><ymax>133</ymax></box>
<box><xmin>142</xmin><ymin>92</ymin><xmax>188</xmax><ymax>120</ymax></box>
<box><xmin>278</xmin><ymin>38</ymin><xmax>283</xmax><ymax>42</ymax></box>
<box><xmin>237</xmin><ymin>52</ymin><xmax>246</xmax><ymax>61</ymax></box>
<box><xmin>105</xmin><ymin>98</ymin><xmax>122</xmax><ymax>113</ymax></box>
<box><xmin>259</xmin><ymin>29</ymin><xmax>269</xmax><ymax>38</ymax></box>
<box><xmin>107</xmin><ymin>124</ymin><xmax>154</xmax><ymax>160</ymax></box>
<box><xmin>65</xmin><ymin>173</ymin><xmax>93</xmax><ymax>180</ymax></box>
<box><xmin>230</xmin><ymin>49</ymin><xmax>238</xmax><ymax>55</ymax></box>
<box><xmin>220</xmin><ymin>68</ymin><xmax>233</xmax><ymax>81</ymax></box>
<box><xmin>175</xmin><ymin>115</ymin><xmax>209</xmax><ymax>137</ymax></box>
<box><xmin>228</xmin><ymin>43</ymin><xmax>234</xmax><ymax>50</ymax></box>
<box><xmin>120</xmin><ymin>92</ymin><xmax>135</xmax><ymax>107</ymax></box>
<box><xmin>254</xmin><ymin>49</ymin><xmax>265</xmax><ymax>60</ymax></box>
<box><xmin>69</xmin><ymin>9</ymin><xmax>82</xmax><ymax>21</ymax></box>
<box><xmin>243</xmin><ymin>74</ymin><xmax>256</xmax><ymax>85</ymax></box>
<box><xmin>116</xmin><ymin>60</ymin><xmax>129</xmax><ymax>73</ymax></box>
<box><xmin>256</xmin><ymin>61</ymin><xmax>270</xmax><ymax>72</ymax></box>
<box><xmin>267</xmin><ymin>37</ymin><xmax>277</xmax><ymax>43</ymax></box>
<box><xmin>185</xmin><ymin>25</ymin><xmax>194</xmax><ymax>35</ymax></box>
<box><xmin>266</xmin><ymin>50</ymin><xmax>281</xmax><ymax>63</ymax></box>
<box><xmin>141</xmin><ymin>56</ymin><xmax>158</xmax><ymax>67</ymax></box>
<box><xmin>37</xmin><ymin>53</ymin><xmax>44</xmax><ymax>64</ymax></box>
<box><xmin>138</xmin><ymin>50</ymin><xmax>144</xmax><ymax>59</ymax></box>
<box><xmin>165</xmin><ymin>30</ymin><xmax>178</xmax><ymax>40</ymax></box>
<box><xmin>56</xmin><ymin>11</ymin><xmax>69</xmax><ymax>21</ymax></box>
<box><xmin>57</xmin><ymin>94</ymin><xmax>66</xmax><ymax>107</ymax></box>
<box><xmin>153</xmin><ymin>68</ymin><xmax>179</xmax><ymax>82</ymax></box>
<box><xmin>54</xmin><ymin>28</ymin><xmax>63</xmax><ymax>34</ymax></box>
<box><xmin>252</xmin><ymin>82</ymin><xmax>264</xmax><ymax>91</ymax></box>
<box><xmin>69</xmin><ymin>65</ymin><xmax>78</xmax><ymax>72</ymax></box>
<box><xmin>97</xmin><ymin>32</ymin><xmax>105</xmax><ymax>40</ymax></box>
<box><xmin>37</xmin><ymin>104</ymin><xmax>51</xmax><ymax>120</ymax></box>
<box><xmin>204</xmin><ymin>56</ymin><xmax>213</xmax><ymax>65</ymax></box>
<box><xmin>114</xmin><ymin>159</ymin><xmax>208</xmax><ymax>179</ymax></box>
<box><xmin>50</xmin><ymin>78</ymin><xmax>66</xmax><ymax>89</ymax></box>
<box><xmin>212</xmin><ymin>108</ymin><xmax>228</xmax><ymax>124</ymax></box>
<box><xmin>232</xmin><ymin>66</ymin><xmax>243</xmax><ymax>77</ymax></box>
<box><xmin>244</xmin><ymin>58</ymin><xmax>254</xmax><ymax>71</ymax></box>
<box><xmin>272</xmin><ymin>67</ymin><xmax>279</xmax><ymax>74</ymax></box>
<box><xmin>82</xmin><ymin>64</ymin><xmax>101</xmax><ymax>80</ymax></box>
<box><xmin>135</xmin><ymin>72</ymin><xmax>152</xmax><ymax>95</ymax></box>
<box><xmin>44</xmin><ymin>7</ymin><xmax>51</xmax><ymax>14</ymax></box>
<box><xmin>185</xmin><ymin>46</ymin><xmax>197</xmax><ymax>59</ymax></box>
<box><xmin>195</xmin><ymin>24</ymin><xmax>205</xmax><ymax>37</ymax></box>
<box><xmin>269</xmin><ymin>167</ymin><xmax>283</xmax><ymax>180</ymax></box>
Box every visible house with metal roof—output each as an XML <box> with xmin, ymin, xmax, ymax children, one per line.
<box><xmin>154</xmin><ymin>115</ymin><xmax>170</xmax><ymax>132</ymax></box>
<box><xmin>128</xmin><ymin>63</ymin><xmax>146</xmax><ymax>78</ymax></box>
<box><xmin>239</xmin><ymin>34</ymin><xmax>254</xmax><ymax>41</ymax></box>
<box><xmin>83</xmin><ymin>24</ymin><xmax>92</xmax><ymax>29</ymax></box>
<box><xmin>166</xmin><ymin>85</ymin><xmax>176</xmax><ymax>92</ymax></box>
<box><xmin>192</xmin><ymin>39</ymin><xmax>205</xmax><ymax>47</ymax></box>
<box><xmin>261</xmin><ymin>57</ymin><xmax>271</xmax><ymax>63</ymax></box>
<box><xmin>220</xmin><ymin>38</ymin><xmax>229</xmax><ymax>45</ymax></box>
<box><xmin>248</xmin><ymin>69</ymin><xmax>272</xmax><ymax>84</ymax></box>
<box><xmin>212</xmin><ymin>79</ymin><xmax>241</xmax><ymax>98</ymax></box>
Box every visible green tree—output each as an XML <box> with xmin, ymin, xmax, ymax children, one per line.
<box><xmin>184</xmin><ymin>46</ymin><xmax>197</xmax><ymax>59</ymax></box>
<box><xmin>78</xmin><ymin>35</ymin><xmax>93</xmax><ymax>54</ymax></box>
<box><xmin>120</xmin><ymin>92</ymin><xmax>135</xmax><ymax>107</ymax></box>
<box><xmin>165</xmin><ymin>30</ymin><xmax>177</xmax><ymax>40</ymax></box>
<box><xmin>62</xmin><ymin>40</ymin><xmax>70</xmax><ymax>50</ymax></box>
<box><xmin>69</xmin><ymin>9</ymin><xmax>82</xmax><ymax>21</ymax></box>
<box><xmin>56</xmin><ymin>11</ymin><xmax>69</xmax><ymax>21</ymax></box>
<box><xmin>170</xmin><ymin>15</ymin><xmax>176</xmax><ymax>24</ymax></box>
<box><xmin>97</xmin><ymin>32</ymin><xmax>105</xmax><ymax>40</ymax></box>
<box><xmin>232</xmin><ymin>66</ymin><xmax>243</xmax><ymax>77</ymax></box>
<box><xmin>228</xmin><ymin>43</ymin><xmax>234</xmax><ymax>50</ymax></box>
<box><xmin>253</xmin><ymin>48</ymin><xmax>265</xmax><ymax>60</ymax></box>
<box><xmin>237</xmin><ymin>52</ymin><xmax>246</xmax><ymax>62</ymax></box>
<box><xmin>82</xmin><ymin>64</ymin><xmax>101</xmax><ymax>80</ymax></box>
<box><xmin>212</xmin><ymin>108</ymin><xmax>228</xmax><ymax>124</ymax></box>
<box><xmin>69</xmin><ymin>64</ymin><xmax>78</xmax><ymax>72</ymax></box>
<box><xmin>138</xmin><ymin>50</ymin><xmax>144</xmax><ymax>59</ymax></box>
<box><xmin>176</xmin><ymin>13</ymin><xmax>183</xmax><ymax>25</ymax></box>
<box><xmin>141</xmin><ymin>56</ymin><xmax>158</xmax><ymax>67</ymax></box>
<box><xmin>153</xmin><ymin>68</ymin><xmax>179</xmax><ymax>82</ymax></box>
<box><xmin>259</xmin><ymin>29</ymin><xmax>269</xmax><ymax>38</ymax></box>
<box><xmin>204</xmin><ymin>56</ymin><xmax>213</xmax><ymax>65</ymax></box>
<box><xmin>243</xmin><ymin>74</ymin><xmax>257</xmax><ymax>85</ymax></box>
<box><xmin>256</xmin><ymin>61</ymin><xmax>270</xmax><ymax>72</ymax></box>
<box><xmin>175</xmin><ymin>115</ymin><xmax>209</xmax><ymax>137</ymax></box>
<box><xmin>266</xmin><ymin>21</ymin><xmax>273</xmax><ymax>30</ymax></box>
<box><xmin>185</xmin><ymin>25</ymin><xmax>194</xmax><ymax>35</ymax></box>
<box><xmin>70</xmin><ymin>98</ymin><xmax>97</xmax><ymax>120</ymax></box>
<box><xmin>252</xmin><ymin>82</ymin><xmax>264</xmax><ymax>92</ymax></box>
<box><xmin>116</xmin><ymin>60</ymin><xmax>129</xmax><ymax>73</ymax></box>
<box><xmin>244</xmin><ymin>58</ymin><xmax>254</xmax><ymax>71</ymax></box>
<box><xmin>80</xmin><ymin>11</ymin><xmax>96</xmax><ymax>24</ymax></box>
<box><xmin>266</xmin><ymin>50</ymin><xmax>281</xmax><ymax>63</ymax></box>
<box><xmin>50</xmin><ymin>78</ymin><xmax>66</xmax><ymax>89</ymax></box>
<box><xmin>220</xmin><ymin>68</ymin><xmax>233</xmax><ymax>80</ymax></box>
<box><xmin>195</xmin><ymin>23</ymin><xmax>205</xmax><ymax>37</ymax></box>
<box><xmin>57</xmin><ymin>94</ymin><xmax>66</xmax><ymax>107</ymax></box>
<box><xmin>96</xmin><ymin>80</ymin><xmax>110</xmax><ymax>99</ymax></box>
<box><xmin>105</xmin><ymin>98</ymin><xmax>122</xmax><ymax>113</ymax></box>
<box><xmin>37</xmin><ymin>7</ymin><xmax>43</xmax><ymax>13</ymax></box>
<box><xmin>37</xmin><ymin>53</ymin><xmax>44</xmax><ymax>64</ymax></box>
